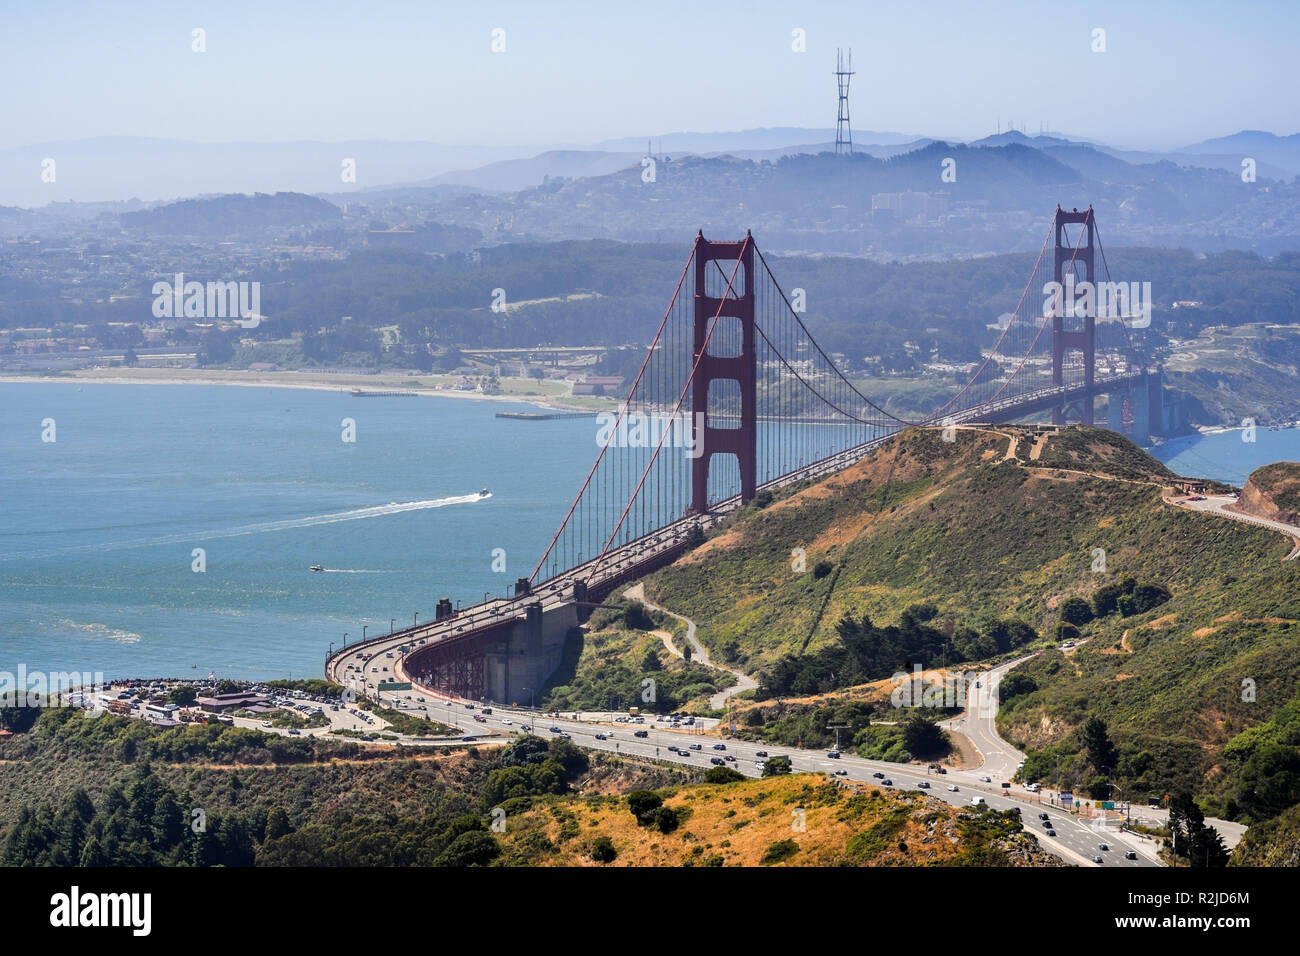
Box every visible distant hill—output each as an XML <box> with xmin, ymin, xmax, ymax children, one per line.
<box><xmin>1180</xmin><ymin>130</ymin><xmax>1300</xmax><ymax>177</ymax></box>
<box><xmin>120</xmin><ymin>191</ymin><xmax>342</xmax><ymax>235</ymax></box>
<box><xmin>414</xmin><ymin>149</ymin><xmax>643</xmax><ymax>192</ymax></box>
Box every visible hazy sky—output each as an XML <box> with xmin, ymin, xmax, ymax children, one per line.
<box><xmin>3</xmin><ymin>0</ymin><xmax>1297</xmax><ymax>150</ymax></box>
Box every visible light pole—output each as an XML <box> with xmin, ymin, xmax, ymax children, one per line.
<box><xmin>343</xmin><ymin>632</ymin><xmax>348</xmax><ymax>648</ymax></box>
<box><xmin>362</xmin><ymin>625</ymin><xmax>368</xmax><ymax>641</ymax></box>
<box><xmin>390</xmin><ymin>618</ymin><xmax>396</xmax><ymax>634</ymax></box>
<box><xmin>413</xmin><ymin>611</ymin><xmax>418</xmax><ymax>627</ymax></box>
<box><xmin>483</xmin><ymin>591</ymin><xmax>491</xmax><ymax>606</ymax></box>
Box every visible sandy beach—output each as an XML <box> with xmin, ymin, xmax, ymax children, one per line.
<box><xmin>0</xmin><ymin>367</ymin><xmax>615</xmax><ymax>413</ymax></box>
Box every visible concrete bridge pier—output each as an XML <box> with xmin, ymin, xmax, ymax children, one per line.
<box><xmin>482</xmin><ymin>601</ymin><xmax>578</xmax><ymax>705</ymax></box>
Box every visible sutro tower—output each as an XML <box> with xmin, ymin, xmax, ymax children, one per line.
<box><xmin>834</xmin><ymin>48</ymin><xmax>854</xmax><ymax>155</ymax></box>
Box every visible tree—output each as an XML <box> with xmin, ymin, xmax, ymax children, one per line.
<box><xmin>1059</xmin><ymin>597</ymin><xmax>1094</xmax><ymax>626</ymax></box>
<box><xmin>762</xmin><ymin>756</ymin><xmax>793</xmax><ymax>777</ymax></box>
<box><xmin>1081</xmin><ymin>716</ymin><xmax>1119</xmax><ymax>776</ymax></box>
<box><xmin>704</xmin><ymin>766</ymin><xmax>745</xmax><ymax>784</ymax></box>
<box><xmin>215</xmin><ymin>679</ymin><xmax>241</xmax><ymax>695</ymax></box>
<box><xmin>627</xmin><ymin>790</ymin><xmax>663</xmax><ymax>826</ymax></box>
<box><xmin>434</xmin><ymin>831</ymin><xmax>500</xmax><ymax>867</ymax></box>
<box><xmin>265</xmin><ymin>807</ymin><xmax>291</xmax><ymax>842</ymax></box>
<box><xmin>590</xmin><ymin>835</ymin><xmax>617</xmax><ymax>863</ymax></box>
<box><xmin>901</xmin><ymin>715</ymin><xmax>946</xmax><ymax>756</ymax></box>
<box><xmin>170</xmin><ymin>685</ymin><xmax>198</xmax><ymax>706</ymax></box>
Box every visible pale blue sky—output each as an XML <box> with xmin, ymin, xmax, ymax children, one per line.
<box><xmin>3</xmin><ymin>0</ymin><xmax>1296</xmax><ymax>150</ymax></box>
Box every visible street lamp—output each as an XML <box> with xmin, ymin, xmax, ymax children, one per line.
<box><xmin>362</xmin><ymin>625</ymin><xmax>368</xmax><ymax>641</ymax></box>
<box><xmin>413</xmin><ymin>611</ymin><xmax>419</xmax><ymax>627</ymax></box>
<box><xmin>483</xmin><ymin>591</ymin><xmax>491</xmax><ymax>606</ymax></box>
<box><xmin>390</xmin><ymin>618</ymin><xmax>396</xmax><ymax>634</ymax></box>
<box><xmin>343</xmin><ymin>632</ymin><xmax>348</xmax><ymax>648</ymax></box>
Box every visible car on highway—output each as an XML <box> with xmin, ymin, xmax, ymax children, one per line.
<box><xmin>833</xmin><ymin>769</ymin><xmax>847</xmax><ymax>776</ymax></box>
<box><xmin>872</xmin><ymin>772</ymin><xmax>885</xmax><ymax>779</ymax></box>
<box><xmin>1099</xmin><ymin>843</ymin><xmax>1109</xmax><ymax>851</ymax></box>
<box><xmin>288</xmin><ymin>729</ymin><xmax>300</xmax><ymax>736</ymax></box>
<box><xmin>595</xmin><ymin>733</ymin><xmax>608</xmax><ymax>740</ymax></box>
<box><xmin>712</xmin><ymin>743</ymin><xmax>726</xmax><ymax>750</ymax></box>
<box><xmin>473</xmin><ymin>715</ymin><xmax>486</xmax><ymax>723</ymax></box>
<box><xmin>979</xmin><ymin>775</ymin><xmax>992</xmax><ymax>783</ymax></box>
<box><xmin>970</xmin><ymin>796</ymin><xmax>985</xmax><ymax>805</ymax></box>
<box><xmin>946</xmin><ymin>785</ymin><xmax>960</xmax><ymax>792</ymax></box>
<box><xmin>261</xmin><ymin>720</ymin><xmax>272</xmax><ymax>728</ymax></box>
<box><xmin>549</xmin><ymin>726</ymin><xmax>562</xmax><ymax>733</ymax></box>
<box><xmin>710</xmin><ymin>757</ymin><xmax>725</xmax><ymax>765</ymax></box>
<box><xmin>689</xmin><ymin>744</ymin><xmax>703</xmax><ymax>751</ymax></box>
<box><xmin>1046</xmin><ymin>829</ymin><xmax>1057</xmax><ymax>837</ymax></box>
<box><xmin>826</xmin><ymin>750</ymin><xmax>840</xmax><ymax>759</ymax></box>
<box><xmin>1039</xmin><ymin>812</ymin><xmax>1050</xmax><ymax>820</ymax></box>
<box><xmin>633</xmin><ymin>730</ymin><xmax>649</xmax><ymax>738</ymax></box>
<box><xmin>1092</xmin><ymin>855</ymin><xmax>1104</xmax><ymax>864</ymax></box>
<box><xmin>520</xmin><ymin>724</ymin><xmax>532</xmax><ymax>732</ymax></box>
<box><xmin>755</xmin><ymin>750</ymin><xmax>768</xmax><ymax>757</ymax></box>
<box><xmin>916</xmin><ymin>781</ymin><xmax>930</xmax><ymax>789</ymax></box>
<box><xmin>1125</xmin><ymin>851</ymin><xmax>1138</xmax><ymax>860</ymax></box>
<box><xmin>502</xmin><ymin>719</ymin><xmax>511</xmax><ymax>726</ymax></box>
<box><xmin>881</xmin><ymin>779</ymin><xmax>893</xmax><ymax>787</ymax></box>
<box><xmin>723</xmin><ymin>754</ymin><xmax>736</xmax><ymax>762</ymax></box>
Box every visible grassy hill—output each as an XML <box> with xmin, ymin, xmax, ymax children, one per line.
<box><xmin>639</xmin><ymin>425</ymin><xmax>1300</xmax><ymax>811</ymax></box>
<box><xmin>494</xmin><ymin>771</ymin><xmax>1061</xmax><ymax>867</ymax></box>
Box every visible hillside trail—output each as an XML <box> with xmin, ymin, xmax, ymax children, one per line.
<box><xmin>623</xmin><ymin>583</ymin><xmax>758</xmax><ymax>709</ymax></box>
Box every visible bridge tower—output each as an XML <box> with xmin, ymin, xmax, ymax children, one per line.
<box><xmin>1051</xmin><ymin>205</ymin><xmax>1096</xmax><ymax>426</ymax></box>
<box><xmin>691</xmin><ymin>234</ymin><xmax>757</xmax><ymax>514</ymax></box>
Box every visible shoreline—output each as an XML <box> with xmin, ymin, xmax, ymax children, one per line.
<box><xmin>0</xmin><ymin>368</ymin><xmax>613</xmax><ymax>413</ymax></box>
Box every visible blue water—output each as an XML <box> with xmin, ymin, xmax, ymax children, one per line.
<box><xmin>0</xmin><ymin>384</ymin><xmax>596</xmax><ymax>681</ymax></box>
<box><xmin>1151</xmin><ymin>427</ymin><xmax>1300</xmax><ymax>486</ymax></box>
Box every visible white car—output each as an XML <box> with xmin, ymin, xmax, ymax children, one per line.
<box><xmin>502</xmin><ymin>719</ymin><xmax>512</xmax><ymax>726</ymax></box>
<box><xmin>970</xmin><ymin>796</ymin><xmax>986</xmax><ymax>805</ymax></box>
<box><xmin>947</xmin><ymin>785</ymin><xmax>960</xmax><ymax>792</ymax></box>
<box><xmin>979</xmin><ymin>775</ymin><xmax>992</xmax><ymax>783</ymax></box>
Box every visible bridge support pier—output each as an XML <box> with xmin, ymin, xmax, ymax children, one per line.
<box><xmin>690</xmin><ymin>234</ymin><xmax>757</xmax><ymax>514</ymax></box>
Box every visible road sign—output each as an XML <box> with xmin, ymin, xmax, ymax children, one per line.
<box><xmin>1061</xmin><ymin>792</ymin><xmax>1074</xmax><ymax>807</ymax></box>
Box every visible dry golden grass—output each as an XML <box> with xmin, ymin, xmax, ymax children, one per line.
<box><xmin>496</xmin><ymin>773</ymin><xmax>1059</xmax><ymax>867</ymax></box>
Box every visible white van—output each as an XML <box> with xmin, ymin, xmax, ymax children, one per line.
<box><xmin>970</xmin><ymin>796</ymin><xmax>986</xmax><ymax>805</ymax></box>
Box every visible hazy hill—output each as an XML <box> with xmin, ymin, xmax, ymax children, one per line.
<box><xmin>120</xmin><ymin>191</ymin><xmax>342</xmax><ymax>235</ymax></box>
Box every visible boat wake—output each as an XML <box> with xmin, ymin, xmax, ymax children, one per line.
<box><xmin>3</xmin><ymin>493</ymin><xmax>489</xmax><ymax>560</ymax></box>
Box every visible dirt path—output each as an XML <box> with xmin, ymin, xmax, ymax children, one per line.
<box><xmin>623</xmin><ymin>583</ymin><xmax>758</xmax><ymax>709</ymax></box>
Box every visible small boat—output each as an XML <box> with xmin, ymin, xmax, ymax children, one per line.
<box><xmin>479</xmin><ymin>488</ymin><xmax>490</xmax><ymax>497</ymax></box>
<box><xmin>309</xmin><ymin>565</ymin><xmax>325</xmax><ymax>572</ymax></box>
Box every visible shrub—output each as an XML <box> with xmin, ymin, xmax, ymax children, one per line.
<box><xmin>761</xmin><ymin>839</ymin><xmax>799</xmax><ymax>865</ymax></box>
<box><xmin>590</xmin><ymin>836</ymin><xmax>617</xmax><ymax>863</ymax></box>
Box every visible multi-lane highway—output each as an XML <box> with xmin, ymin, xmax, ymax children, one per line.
<box><xmin>360</xmin><ymin>684</ymin><xmax>1160</xmax><ymax>867</ymax></box>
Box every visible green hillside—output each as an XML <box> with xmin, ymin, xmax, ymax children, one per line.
<box><xmin>640</xmin><ymin>425</ymin><xmax>1300</xmax><ymax>819</ymax></box>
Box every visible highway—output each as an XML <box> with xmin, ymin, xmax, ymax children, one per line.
<box><xmin>1172</xmin><ymin>493</ymin><xmax>1300</xmax><ymax>560</ymax></box>
<box><xmin>361</xmin><ymin>684</ymin><xmax>1160</xmax><ymax>868</ymax></box>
